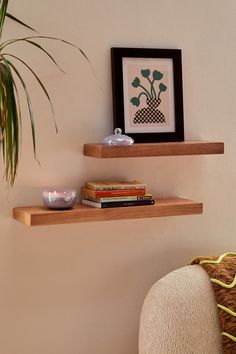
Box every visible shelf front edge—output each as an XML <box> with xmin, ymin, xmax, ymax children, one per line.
<box><xmin>13</xmin><ymin>198</ymin><xmax>203</xmax><ymax>226</ymax></box>
<box><xmin>84</xmin><ymin>141</ymin><xmax>224</xmax><ymax>158</ymax></box>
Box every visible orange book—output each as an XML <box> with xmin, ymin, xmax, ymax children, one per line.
<box><xmin>81</xmin><ymin>187</ymin><xmax>145</xmax><ymax>198</ymax></box>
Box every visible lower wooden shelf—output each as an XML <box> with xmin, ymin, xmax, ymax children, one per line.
<box><xmin>13</xmin><ymin>198</ymin><xmax>203</xmax><ymax>226</ymax></box>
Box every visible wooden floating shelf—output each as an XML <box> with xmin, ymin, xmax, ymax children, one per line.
<box><xmin>84</xmin><ymin>141</ymin><xmax>224</xmax><ymax>158</ymax></box>
<box><xmin>13</xmin><ymin>198</ymin><xmax>203</xmax><ymax>226</ymax></box>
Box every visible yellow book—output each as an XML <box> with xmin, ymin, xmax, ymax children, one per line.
<box><xmin>85</xmin><ymin>180</ymin><xmax>146</xmax><ymax>191</ymax></box>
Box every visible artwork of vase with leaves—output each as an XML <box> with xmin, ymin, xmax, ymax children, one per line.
<box><xmin>130</xmin><ymin>68</ymin><xmax>167</xmax><ymax>124</ymax></box>
<box><xmin>121</xmin><ymin>56</ymin><xmax>176</xmax><ymax>135</ymax></box>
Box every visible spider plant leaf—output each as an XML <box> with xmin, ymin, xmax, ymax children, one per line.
<box><xmin>0</xmin><ymin>66</ymin><xmax>5</xmax><ymax>131</ymax></box>
<box><xmin>8</xmin><ymin>77</ymin><xmax>20</xmax><ymax>162</ymax></box>
<box><xmin>6</xmin><ymin>12</ymin><xmax>37</xmax><ymax>32</ymax></box>
<box><xmin>5</xmin><ymin>93</ymin><xmax>14</xmax><ymax>181</ymax></box>
<box><xmin>0</xmin><ymin>36</ymin><xmax>90</xmax><ymax>63</ymax></box>
<box><xmin>24</xmin><ymin>39</ymin><xmax>65</xmax><ymax>73</ymax></box>
<box><xmin>5</xmin><ymin>65</ymin><xmax>19</xmax><ymax>181</ymax></box>
<box><xmin>2</xmin><ymin>53</ymin><xmax>58</xmax><ymax>133</ymax></box>
<box><xmin>0</xmin><ymin>35</ymin><xmax>96</xmax><ymax>79</ymax></box>
<box><xmin>0</xmin><ymin>38</ymin><xmax>65</xmax><ymax>72</ymax></box>
<box><xmin>0</xmin><ymin>61</ymin><xmax>19</xmax><ymax>185</ymax></box>
<box><xmin>30</xmin><ymin>36</ymin><xmax>91</xmax><ymax>62</ymax></box>
<box><xmin>0</xmin><ymin>63</ymin><xmax>8</xmax><ymax>156</ymax></box>
<box><xmin>12</xmin><ymin>79</ymin><xmax>22</xmax><ymax>129</ymax></box>
<box><xmin>0</xmin><ymin>0</ymin><xmax>8</xmax><ymax>40</ymax></box>
<box><xmin>2</xmin><ymin>58</ymin><xmax>37</xmax><ymax>161</ymax></box>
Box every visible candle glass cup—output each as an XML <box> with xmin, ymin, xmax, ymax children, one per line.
<box><xmin>43</xmin><ymin>188</ymin><xmax>77</xmax><ymax>210</ymax></box>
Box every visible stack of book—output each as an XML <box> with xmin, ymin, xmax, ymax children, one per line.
<box><xmin>81</xmin><ymin>180</ymin><xmax>155</xmax><ymax>208</ymax></box>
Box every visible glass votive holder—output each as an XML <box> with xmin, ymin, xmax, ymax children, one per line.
<box><xmin>43</xmin><ymin>188</ymin><xmax>77</xmax><ymax>210</ymax></box>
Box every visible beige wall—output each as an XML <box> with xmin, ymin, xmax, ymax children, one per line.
<box><xmin>0</xmin><ymin>0</ymin><xmax>234</xmax><ymax>353</ymax></box>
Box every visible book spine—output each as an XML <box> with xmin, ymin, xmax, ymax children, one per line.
<box><xmin>81</xmin><ymin>187</ymin><xmax>145</xmax><ymax>198</ymax></box>
<box><xmin>101</xmin><ymin>200</ymin><xmax>155</xmax><ymax>208</ymax></box>
<box><xmin>86</xmin><ymin>184</ymin><xmax>146</xmax><ymax>191</ymax></box>
<box><xmin>84</xmin><ymin>194</ymin><xmax>152</xmax><ymax>202</ymax></box>
<box><xmin>82</xmin><ymin>199</ymin><xmax>155</xmax><ymax>208</ymax></box>
<box><xmin>82</xmin><ymin>199</ymin><xmax>102</xmax><ymax>208</ymax></box>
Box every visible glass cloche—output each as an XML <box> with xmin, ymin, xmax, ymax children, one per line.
<box><xmin>102</xmin><ymin>128</ymin><xmax>134</xmax><ymax>146</ymax></box>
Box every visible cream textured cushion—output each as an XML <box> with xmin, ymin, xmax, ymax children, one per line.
<box><xmin>139</xmin><ymin>265</ymin><xmax>223</xmax><ymax>354</ymax></box>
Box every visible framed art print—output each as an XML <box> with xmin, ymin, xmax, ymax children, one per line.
<box><xmin>111</xmin><ymin>48</ymin><xmax>184</xmax><ymax>143</ymax></box>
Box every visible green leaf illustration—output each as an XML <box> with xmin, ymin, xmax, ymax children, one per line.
<box><xmin>159</xmin><ymin>83</ymin><xmax>167</xmax><ymax>92</ymax></box>
<box><xmin>132</xmin><ymin>77</ymin><xmax>140</xmax><ymax>88</ymax></box>
<box><xmin>153</xmin><ymin>70</ymin><xmax>163</xmax><ymax>80</ymax></box>
<box><xmin>130</xmin><ymin>96</ymin><xmax>140</xmax><ymax>106</ymax></box>
<box><xmin>141</xmin><ymin>69</ymin><xmax>150</xmax><ymax>78</ymax></box>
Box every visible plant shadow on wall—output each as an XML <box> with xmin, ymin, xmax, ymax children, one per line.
<box><xmin>0</xmin><ymin>0</ymin><xmax>90</xmax><ymax>186</ymax></box>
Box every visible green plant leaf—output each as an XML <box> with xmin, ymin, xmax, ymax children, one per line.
<box><xmin>153</xmin><ymin>70</ymin><xmax>163</xmax><ymax>80</ymax></box>
<box><xmin>24</xmin><ymin>39</ymin><xmax>65</xmax><ymax>72</ymax></box>
<box><xmin>141</xmin><ymin>69</ymin><xmax>150</xmax><ymax>78</ymax></box>
<box><xmin>0</xmin><ymin>60</ymin><xmax>20</xmax><ymax>185</ymax></box>
<box><xmin>159</xmin><ymin>83</ymin><xmax>167</xmax><ymax>92</ymax></box>
<box><xmin>12</xmin><ymin>79</ymin><xmax>22</xmax><ymax>129</ymax></box>
<box><xmin>0</xmin><ymin>64</ymin><xmax>7</xmax><ymax>165</ymax></box>
<box><xmin>0</xmin><ymin>38</ymin><xmax>64</xmax><ymax>72</ymax></box>
<box><xmin>132</xmin><ymin>77</ymin><xmax>140</xmax><ymax>88</ymax></box>
<box><xmin>0</xmin><ymin>0</ymin><xmax>8</xmax><ymax>40</ymax></box>
<box><xmin>130</xmin><ymin>96</ymin><xmax>140</xmax><ymax>106</ymax></box>
<box><xmin>5</xmin><ymin>70</ymin><xmax>17</xmax><ymax>182</ymax></box>
<box><xmin>0</xmin><ymin>6</ymin><xmax>92</xmax><ymax>185</ymax></box>
<box><xmin>0</xmin><ymin>35</ymin><xmax>96</xmax><ymax>82</ymax></box>
<box><xmin>0</xmin><ymin>36</ymin><xmax>90</xmax><ymax>63</ymax></box>
<box><xmin>6</xmin><ymin>12</ymin><xmax>37</xmax><ymax>32</ymax></box>
<box><xmin>2</xmin><ymin>58</ymin><xmax>37</xmax><ymax>161</ymax></box>
<box><xmin>2</xmin><ymin>53</ymin><xmax>58</xmax><ymax>133</ymax></box>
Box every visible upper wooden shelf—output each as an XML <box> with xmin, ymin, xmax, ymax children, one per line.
<box><xmin>84</xmin><ymin>141</ymin><xmax>224</xmax><ymax>158</ymax></box>
<box><xmin>13</xmin><ymin>198</ymin><xmax>203</xmax><ymax>226</ymax></box>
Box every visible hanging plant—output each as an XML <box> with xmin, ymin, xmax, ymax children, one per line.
<box><xmin>0</xmin><ymin>0</ymin><xmax>89</xmax><ymax>186</ymax></box>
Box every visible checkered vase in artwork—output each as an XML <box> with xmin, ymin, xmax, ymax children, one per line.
<box><xmin>133</xmin><ymin>98</ymin><xmax>165</xmax><ymax>124</ymax></box>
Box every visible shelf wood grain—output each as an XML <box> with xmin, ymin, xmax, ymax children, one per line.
<box><xmin>84</xmin><ymin>141</ymin><xmax>224</xmax><ymax>158</ymax></box>
<box><xmin>13</xmin><ymin>198</ymin><xmax>203</xmax><ymax>226</ymax></box>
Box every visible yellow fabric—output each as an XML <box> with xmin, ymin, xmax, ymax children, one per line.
<box><xmin>191</xmin><ymin>252</ymin><xmax>236</xmax><ymax>354</ymax></box>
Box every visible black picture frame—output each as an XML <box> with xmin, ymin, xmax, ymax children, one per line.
<box><xmin>111</xmin><ymin>47</ymin><xmax>184</xmax><ymax>143</ymax></box>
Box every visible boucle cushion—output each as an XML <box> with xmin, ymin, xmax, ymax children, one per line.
<box><xmin>139</xmin><ymin>265</ymin><xmax>222</xmax><ymax>354</ymax></box>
